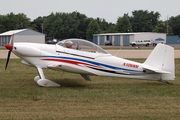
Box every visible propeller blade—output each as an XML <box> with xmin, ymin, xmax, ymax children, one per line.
<box><xmin>10</xmin><ymin>33</ymin><xmax>14</xmax><ymax>46</ymax></box>
<box><xmin>5</xmin><ymin>51</ymin><xmax>11</xmax><ymax>70</ymax></box>
<box><xmin>4</xmin><ymin>34</ymin><xmax>14</xmax><ymax>70</ymax></box>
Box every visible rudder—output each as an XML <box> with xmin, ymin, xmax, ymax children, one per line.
<box><xmin>143</xmin><ymin>44</ymin><xmax>175</xmax><ymax>80</ymax></box>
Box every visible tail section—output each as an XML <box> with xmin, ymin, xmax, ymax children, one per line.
<box><xmin>143</xmin><ymin>44</ymin><xmax>175</xmax><ymax>80</ymax></box>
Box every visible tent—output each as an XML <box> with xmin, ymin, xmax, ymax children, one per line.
<box><xmin>155</xmin><ymin>38</ymin><xmax>164</xmax><ymax>41</ymax></box>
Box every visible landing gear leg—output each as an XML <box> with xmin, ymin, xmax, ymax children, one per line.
<box><xmin>34</xmin><ymin>67</ymin><xmax>60</xmax><ymax>87</ymax></box>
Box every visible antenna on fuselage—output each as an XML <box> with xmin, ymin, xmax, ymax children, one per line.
<box><xmin>114</xmin><ymin>44</ymin><xmax>123</xmax><ymax>57</ymax></box>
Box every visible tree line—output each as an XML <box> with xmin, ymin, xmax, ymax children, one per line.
<box><xmin>0</xmin><ymin>10</ymin><xmax>180</xmax><ymax>41</ymax></box>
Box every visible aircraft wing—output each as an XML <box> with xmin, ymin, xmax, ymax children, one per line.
<box><xmin>47</xmin><ymin>64</ymin><xmax>98</xmax><ymax>75</ymax></box>
<box><xmin>142</xmin><ymin>64</ymin><xmax>170</xmax><ymax>74</ymax></box>
<box><xmin>47</xmin><ymin>64</ymin><xmax>98</xmax><ymax>81</ymax></box>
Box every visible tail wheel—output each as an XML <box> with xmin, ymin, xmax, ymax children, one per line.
<box><xmin>132</xmin><ymin>44</ymin><xmax>136</xmax><ymax>47</ymax></box>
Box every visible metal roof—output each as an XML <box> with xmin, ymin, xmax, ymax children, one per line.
<box><xmin>93</xmin><ymin>32</ymin><xmax>167</xmax><ymax>36</ymax></box>
<box><xmin>0</xmin><ymin>29</ymin><xmax>26</xmax><ymax>36</ymax></box>
<box><xmin>0</xmin><ymin>29</ymin><xmax>44</xmax><ymax>36</ymax></box>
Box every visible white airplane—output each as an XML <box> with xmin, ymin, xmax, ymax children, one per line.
<box><xmin>5</xmin><ymin>34</ymin><xmax>175</xmax><ymax>87</ymax></box>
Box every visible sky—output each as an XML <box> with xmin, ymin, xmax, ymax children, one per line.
<box><xmin>0</xmin><ymin>0</ymin><xmax>180</xmax><ymax>23</ymax></box>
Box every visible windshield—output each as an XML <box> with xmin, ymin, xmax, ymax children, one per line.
<box><xmin>57</xmin><ymin>39</ymin><xmax>108</xmax><ymax>54</ymax></box>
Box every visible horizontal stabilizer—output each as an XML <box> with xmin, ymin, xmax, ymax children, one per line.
<box><xmin>142</xmin><ymin>64</ymin><xmax>170</xmax><ymax>74</ymax></box>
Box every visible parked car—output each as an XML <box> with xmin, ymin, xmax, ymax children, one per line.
<box><xmin>105</xmin><ymin>40</ymin><xmax>112</xmax><ymax>45</ymax></box>
<box><xmin>130</xmin><ymin>39</ymin><xmax>152</xmax><ymax>47</ymax></box>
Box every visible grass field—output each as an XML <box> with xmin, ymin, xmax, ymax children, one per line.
<box><xmin>0</xmin><ymin>58</ymin><xmax>180</xmax><ymax>119</ymax></box>
<box><xmin>0</xmin><ymin>48</ymin><xmax>6</xmax><ymax>50</ymax></box>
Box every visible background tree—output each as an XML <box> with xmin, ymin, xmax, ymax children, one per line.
<box><xmin>0</xmin><ymin>13</ymin><xmax>30</xmax><ymax>33</ymax></box>
<box><xmin>43</xmin><ymin>12</ymin><xmax>80</xmax><ymax>40</ymax></box>
<box><xmin>43</xmin><ymin>11</ymin><xmax>91</xmax><ymax>40</ymax></box>
<box><xmin>152</xmin><ymin>22</ymin><xmax>173</xmax><ymax>35</ymax></box>
<box><xmin>16</xmin><ymin>13</ymin><xmax>31</xmax><ymax>29</ymax></box>
<box><xmin>86</xmin><ymin>18</ymin><xmax>101</xmax><ymax>41</ymax></box>
<box><xmin>0</xmin><ymin>14</ymin><xmax>9</xmax><ymax>33</ymax></box>
<box><xmin>103</xmin><ymin>23</ymin><xmax>116</xmax><ymax>33</ymax></box>
<box><xmin>129</xmin><ymin>10</ymin><xmax>160</xmax><ymax>32</ymax></box>
<box><xmin>96</xmin><ymin>18</ymin><xmax>108</xmax><ymax>32</ymax></box>
<box><xmin>43</xmin><ymin>12</ymin><xmax>55</xmax><ymax>39</ymax></box>
<box><xmin>1</xmin><ymin>10</ymin><xmax>180</xmax><ymax>41</ymax></box>
<box><xmin>30</xmin><ymin>16</ymin><xmax>46</xmax><ymax>32</ymax></box>
<box><xmin>169</xmin><ymin>15</ymin><xmax>180</xmax><ymax>36</ymax></box>
<box><xmin>115</xmin><ymin>14</ymin><xmax>133</xmax><ymax>33</ymax></box>
<box><xmin>73</xmin><ymin>11</ymin><xmax>90</xmax><ymax>39</ymax></box>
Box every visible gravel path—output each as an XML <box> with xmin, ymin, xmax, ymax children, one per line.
<box><xmin>1</xmin><ymin>50</ymin><xmax>180</xmax><ymax>58</ymax></box>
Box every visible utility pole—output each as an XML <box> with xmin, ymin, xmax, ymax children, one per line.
<box><xmin>42</xmin><ymin>23</ymin><xmax>43</xmax><ymax>33</ymax></box>
<box><xmin>167</xmin><ymin>16</ymin><xmax>169</xmax><ymax>34</ymax></box>
<box><xmin>21</xmin><ymin>22</ymin><xmax>23</xmax><ymax>28</ymax></box>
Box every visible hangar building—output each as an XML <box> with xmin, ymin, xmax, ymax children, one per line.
<box><xmin>0</xmin><ymin>29</ymin><xmax>45</xmax><ymax>46</ymax></box>
<box><xmin>93</xmin><ymin>32</ymin><xmax>166</xmax><ymax>46</ymax></box>
<box><xmin>166</xmin><ymin>35</ymin><xmax>180</xmax><ymax>44</ymax></box>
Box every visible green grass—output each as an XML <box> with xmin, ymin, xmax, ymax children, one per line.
<box><xmin>0</xmin><ymin>48</ymin><xmax>6</xmax><ymax>50</ymax></box>
<box><xmin>0</xmin><ymin>58</ymin><xmax>180</xmax><ymax>119</ymax></box>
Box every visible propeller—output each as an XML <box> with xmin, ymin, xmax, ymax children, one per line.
<box><xmin>5</xmin><ymin>51</ymin><xmax>11</xmax><ymax>70</ymax></box>
<box><xmin>4</xmin><ymin>34</ymin><xmax>14</xmax><ymax>70</ymax></box>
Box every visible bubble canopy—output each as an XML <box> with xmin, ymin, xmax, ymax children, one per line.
<box><xmin>57</xmin><ymin>39</ymin><xmax>108</xmax><ymax>54</ymax></box>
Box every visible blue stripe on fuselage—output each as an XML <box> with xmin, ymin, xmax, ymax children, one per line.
<box><xmin>40</xmin><ymin>56</ymin><xmax>141</xmax><ymax>72</ymax></box>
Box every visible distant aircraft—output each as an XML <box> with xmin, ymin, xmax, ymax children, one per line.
<box><xmin>5</xmin><ymin>34</ymin><xmax>175</xmax><ymax>87</ymax></box>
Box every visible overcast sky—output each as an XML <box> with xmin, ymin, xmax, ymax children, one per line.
<box><xmin>1</xmin><ymin>0</ymin><xmax>180</xmax><ymax>23</ymax></box>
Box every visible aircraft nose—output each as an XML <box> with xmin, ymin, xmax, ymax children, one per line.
<box><xmin>5</xmin><ymin>44</ymin><xmax>13</xmax><ymax>51</ymax></box>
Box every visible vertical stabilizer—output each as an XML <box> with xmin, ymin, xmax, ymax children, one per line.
<box><xmin>143</xmin><ymin>44</ymin><xmax>175</xmax><ymax>80</ymax></box>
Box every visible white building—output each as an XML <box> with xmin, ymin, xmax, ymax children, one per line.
<box><xmin>0</xmin><ymin>29</ymin><xmax>45</xmax><ymax>46</ymax></box>
<box><xmin>93</xmin><ymin>32</ymin><xmax>166</xmax><ymax>46</ymax></box>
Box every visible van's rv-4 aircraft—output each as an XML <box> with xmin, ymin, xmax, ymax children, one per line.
<box><xmin>5</xmin><ymin>34</ymin><xmax>175</xmax><ymax>87</ymax></box>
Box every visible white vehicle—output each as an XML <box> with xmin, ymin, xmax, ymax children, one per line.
<box><xmin>130</xmin><ymin>39</ymin><xmax>152</xmax><ymax>47</ymax></box>
<box><xmin>4</xmin><ymin>34</ymin><xmax>175</xmax><ymax>87</ymax></box>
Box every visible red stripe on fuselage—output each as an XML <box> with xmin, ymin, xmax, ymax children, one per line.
<box><xmin>41</xmin><ymin>59</ymin><xmax>102</xmax><ymax>68</ymax></box>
